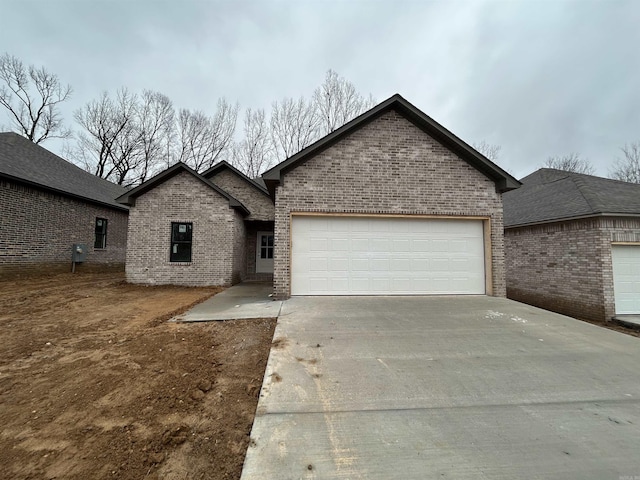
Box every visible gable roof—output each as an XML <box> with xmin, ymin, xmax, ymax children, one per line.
<box><xmin>116</xmin><ymin>162</ymin><xmax>250</xmax><ymax>215</ymax></box>
<box><xmin>201</xmin><ymin>160</ymin><xmax>270</xmax><ymax>196</ymax></box>
<box><xmin>261</xmin><ymin>94</ymin><xmax>520</xmax><ymax>196</ymax></box>
<box><xmin>0</xmin><ymin>132</ymin><xmax>128</xmax><ymax>211</ymax></box>
<box><xmin>504</xmin><ymin>168</ymin><xmax>640</xmax><ymax>227</ymax></box>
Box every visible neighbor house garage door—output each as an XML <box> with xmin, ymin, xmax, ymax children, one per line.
<box><xmin>290</xmin><ymin>216</ymin><xmax>486</xmax><ymax>295</ymax></box>
<box><xmin>611</xmin><ymin>245</ymin><xmax>640</xmax><ymax>314</ymax></box>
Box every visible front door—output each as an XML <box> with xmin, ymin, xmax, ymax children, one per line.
<box><xmin>256</xmin><ymin>232</ymin><xmax>274</xmax><ymax>273</ymax></box>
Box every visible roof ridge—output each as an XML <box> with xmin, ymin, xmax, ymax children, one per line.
<box><xmin>116</xmin><ymin>162</ymin><xmax>250</xmax><ymax>216</ymax></box>
<box><xmin>201</xmin><ymin>160</ymin><xmax>270</xmax><ymax>197</ymax></box>
<box><xmin>570</xmin><ymin>175</ymin><xmax>600</xmax><ymax>213</ymax></box>
<box><xmin>262</xmin><ymin>94</ymin><xmax>520</xmax><ymax>196</ymax></box>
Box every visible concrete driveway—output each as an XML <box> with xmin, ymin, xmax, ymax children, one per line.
<box><xmin>241</xmin><ymin>296</ymin><xmax>640</xmax><ymax>479</ymax></box>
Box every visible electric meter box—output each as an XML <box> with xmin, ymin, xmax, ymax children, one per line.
<box><xmin>72</xmin><ymin>243</ymin><xmax>87</xmax><ymax>263</ymax></box>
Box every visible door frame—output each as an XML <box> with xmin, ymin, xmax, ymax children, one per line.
<box><xmin>256</xmin><ymin>231</ymin><xmax>274</xmax><ymax>273</ymax></box>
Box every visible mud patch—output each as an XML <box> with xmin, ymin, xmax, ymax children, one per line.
<box><xmin>0</xmin><ymin>272</ymin><xmax>277</xmax><ymax>480</ymax></box>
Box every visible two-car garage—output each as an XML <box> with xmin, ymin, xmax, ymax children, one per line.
<box><xmin>290</xmin><ymin>215</ymin><xmax>488</xmax><ymax>296</ymax></box>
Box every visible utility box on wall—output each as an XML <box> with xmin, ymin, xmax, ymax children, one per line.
<box><xmin>72</xmin><ymin>244</ymin><xmax>87</xmax><ymax>263</ymax></box>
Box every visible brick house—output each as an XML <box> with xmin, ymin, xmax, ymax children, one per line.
<box><xmin>118</xmin><ymin>160</ymin><xmax>273</xmax><ymax>285</ymax></box>
<box><xmin>0</xmin><ymin>132</ymin><xmax>129</xmax><ymax>277</ymax></box>
<box><xmin>504</xmin><ymin>168</ymin><xmax>640</xmax><ymax>321</ymax></box>
<box><xmin>119</xmin><ymin>94</ymin><xmax>520</xmax><ymax>297</ymax></box>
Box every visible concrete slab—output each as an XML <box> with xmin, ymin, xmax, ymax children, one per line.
<box><xmin>614</xmin><ymin>315</ymin><xmax>640</xmax><ymax>330</ymax></box>
<box><xmin>242</xmin><ymin>296</ymin><xmax>640</xmax><ymax>479</ymax></box>
<box><xmin>173</xmin><ymin>282</ymin><xmax>281</xmax><ymax>322</ymax></box>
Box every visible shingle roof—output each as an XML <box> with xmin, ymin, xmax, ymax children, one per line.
<box><xmin>116</xmin><ymin>162</ymin><xmax>250</xmax><ymax>216</ymax></box>
<box><xmin>0</xmin><ymin>132</ymin><xmax>128</xmax><ymax>211</ymax></box>
<box><xmin>503</xmin><ymin>168</ymin><xmax>640</xmax><ymax>227</ymax></box>
<box><xmin>201</xmin><ymin>160</ymin><xmax>270</xmax><ymax>196</ymax></box>
<box><xmin>262</xmin><ymin>93</ymin><xmax>521</xmax><ymax>196</ymax></box>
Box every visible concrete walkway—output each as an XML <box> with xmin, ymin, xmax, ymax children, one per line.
<box><xmin>242</xmin><ymin>295</ymin><xmax>640</xmax><ymax>479</ymax></box>
<box><xmin>172</xmin><ymin>282</ymin><xmax>282</xmax><ymax>321</ymax></box>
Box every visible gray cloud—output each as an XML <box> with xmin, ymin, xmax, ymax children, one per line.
<box><xmin>1</xmin><ymin>0</ymin><xmax>638</xmax><ymax>179</ymax></box>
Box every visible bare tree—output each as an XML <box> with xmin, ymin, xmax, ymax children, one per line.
<box><xmin>72</xmin><ymin>88</ymin><xmax>142</xmax><ymax>185</ymax></box>
<box><xmin>136</xmin><ymin>90</ymin><xmax>174</xmax><ymax>184</ymax></box>
<box><xmin>175</xmin><ymin>99</ymin><xmax>238</xmax><ymax>172</ymax></box>
<box><xmin>313</xmin><ymin>69</ymin><xmax>375</xmax><ymax>135</ymax></box>
<box><xmin>271</xmin><ymin>96</ymin><xmax>319</xmax><ymax>160</ymax></box>
<box><xmin>233</xmin><ymin>108</ymin><xmax>274</xmax><ymax>177</ymax></box>
<box><xmin>0</xmin><ymin>53</ymin><xmax>72</xmax><ymax>143</ymax></box>
<box><xmin>473</xmin><ymin>141</ymin><xmax>502</xmax><ymax>161</ymax></box>
<box><xmin>609</xmin><ymin>142</ymin><xmax>640</xmax><ymax>183</ymax></box>
<box><xmin>543</xmin><ymin>153</ymin><xmax>595</xmax><ymax>175</ymax></box>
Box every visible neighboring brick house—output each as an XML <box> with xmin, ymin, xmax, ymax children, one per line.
<box><xmin>0</xmin><ymin>132</ymin><xmax>129</xmax><ymax>277</ymax></box>
<box><xmin>119</xmin><ymin>94</ymin><xmax>520</xmax><ymax>296</ymax></box>
<box><xmin>504</xmin><ymin>168</ymin><xmax>640</xmax><ymax>321</ymax></box>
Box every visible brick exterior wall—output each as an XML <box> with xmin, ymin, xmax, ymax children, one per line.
<box><xmin>207</xmin><ymin>168</ymin><xmax>275</xmax><ymax>280</ymax></box>
<box><xmin>0</xmin><ymin>179</ymin><xmax>127</xmax><ymax>277</ymax></box>
<box><xmin>208</xmin><ymin>169</ymin><xmax>274</xmax><ymax>221</ymax></box>
<box><xmin>231</xmin><ymin>212</ymin><xmax>246</xmax><ymax>284</ymax></box>
<box><xmin>125</xmin><ymin>171</ymin><xmax>245</xmax><ymax>286</ymax></box>
<box><xmin>504</xmin><ymin>216</ymin><xmax>640</xmax><ymax>322</ymax></box>
<box><xmin>272</xmin><ymin>110</ymin><xmax>506</xmax><ymax>299</ymax></box>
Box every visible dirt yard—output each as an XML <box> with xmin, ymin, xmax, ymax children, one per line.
<box><xmin>0</xmin><ymin>272</ymin><xmax>277</xmax><ymax>480</ymax></box>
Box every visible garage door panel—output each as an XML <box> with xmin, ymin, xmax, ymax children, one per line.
<box><xmin>371</xmin><ymin>239</ymin><xmax>390</xmax><ymax>252</ymax></box>
<box><xmin>371</xmin><ymin>258</ymin><xmax>390</xmax><ymax>271</ymax></box>
<box><xmin>611</xmin><ymin>245</ymin><xmax>640</xmax><ymax>314</ymax></box>
<box><xmin>309</xmin><ymin>258</ymin><xmax>327</xmax><ymax>272</ymax></box>
<box><xmin>329</xmin><ymin>258</ymin><xmax>348</xmax><ymax>271</ymax></box>
<box><xmin>391</xmin><ymin>258</ymin><xmax>412</xmax><ymax>271</ymax></box>
<box><xmin>350</xmin><ymin>238</ymin><xmax>368</xmax><ymax>250</ymax></box>
<box><xmin>412</xmin><ymin>240</ymin><xmax>430</xmax><ymax>252</ymax></box>
<box><xmin>310</xmin><ymin>219</ymin><xmax>329</xmax><ymax>231</ymax></box>
<box><xmin>291</xmin><ymin>216</ymin><xmax>485</xmax><ymax>295</ymax></box>
<box><xmin>330</xmin><ymin>238</ymin><xmax>348</xmax><ymax>251</ymax></box>
<box><xmin>392</xmin><ymin>239</ymin><xmax>410</xmax><ymax>252</ymax></box>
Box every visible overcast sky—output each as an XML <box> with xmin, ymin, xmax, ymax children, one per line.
<box><xmin>1</xmin><ymin>0</ymin><xmax>638</xmax><ymax>179</ymax></box>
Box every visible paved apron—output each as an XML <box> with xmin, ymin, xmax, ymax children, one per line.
<box><xmin>242</xmin><ymin>295</ymin><xmax>640</xmax><ymax>479</ymax></box>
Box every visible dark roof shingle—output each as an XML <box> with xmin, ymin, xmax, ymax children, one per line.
<box><xmin>504</xmin><ymin>168</ymin><xmax>640</xmax><ymax>227</ymax></box>
<box><xmin>0</xmin><ymin>132</ymin><xmax>127</xmax><ymax>210</ymax></box>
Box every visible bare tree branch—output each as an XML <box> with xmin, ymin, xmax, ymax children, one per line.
<box><xmin>543</xmin><ymin>153</ymin><xmax>595</xmax><ymax>175</ymax></box>
<box><xmin>313</xmin><ymin>69</ymin><xmax>375</xmax><ymax>135</ymax></box>
<box><xmin>71</xmin><ymin>88</ymin><xmax>143</xmax><ymax>186</ymax></box>
<box><xmin>0</xmin><ymin>53</ymin><xmax>72</xmax><ymax>143</ymax></box>
<box><xmin>609</xmin><ymin>142</ymin><xmax>640</xmax><ymax>183</ymax></box>
<box><xmin>233</xmin><ymin>108</ymin><xmax>274</xmax><ymax>177</ymax></box>
<box><xmin>136</xmin><ymin>90</ymin><xmax>174</xmax><ymax>184</ymax></box>
<box><xmin>473</xmin><ymin>141</ymin><xmax>502</xmax><ymax>161</ymax></box>
<box><xmin>175</xmin><ymin>99</ymin><xmax>238</xmax><ymax>172</ymax></box>
<box><xmin>270</xmin><ymin>96</ymin><xmax>319</xmax><ymax>160</ymax></box>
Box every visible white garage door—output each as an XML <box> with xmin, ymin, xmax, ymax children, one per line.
<box><xmin>612</xmin><ymin>245</ymin><xmax>640</xmax><ymax>314</ymax></box>
<box><xmin>291</xmin><ymin>216</ymin><xmax>486</xmax><ymax>295</ymax></box>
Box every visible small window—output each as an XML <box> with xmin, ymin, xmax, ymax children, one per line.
<box><xmin>94</xmin><ymin>218</ymin><xmax>108</xmax><ymax>249</ymax></box>
<box><xmin>260</xmin><ymin>234</ymin><xmax>274</xmax><ymax>259</ymax></box>
<box><xmin>170</xmin><ymin>222</ymin><xmax>192</xmax><ymax>262</ymax></box>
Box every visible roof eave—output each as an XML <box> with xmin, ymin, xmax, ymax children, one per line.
<box><xmin>504</xmin><ymin>212</ymin><xmax>640</xmax><ymax>229</ymax></box>
<box><xmin>261</xmin><ymin>94</ymin><xmax>520</xmax><ymax>194</ymax></box>
<box><xmin>202</xmin><ymin>160</ymin><xmax>270</xmax><ymax>196</ymax></box>
<box><xmin>2</xmin><ymin>172</ymin><xmax>129</xmax><ymax>212</ymax></box>
<box><xmin>116</xmin><ymin>162</ymin><xmax>251</xmax><ymax>215</ymax></box>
